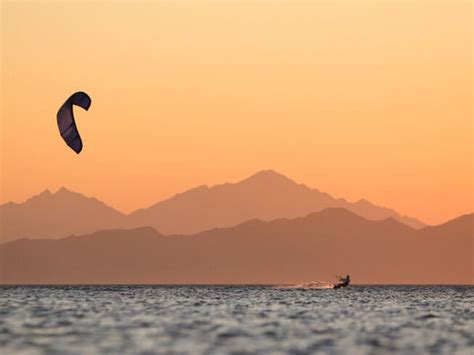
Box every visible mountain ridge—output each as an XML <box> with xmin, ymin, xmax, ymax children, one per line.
<box><xmin>0</xmin><ymin>187</ymin><xmax>126</xmax><ymax>243</ymax></box>
<box><xmin>127</xmin><ymin>169</ymin><xmax>425</xmax><ymax>234</ymax></box>
<box><xmin>1</xmin><ymin>170</ymin><xmax>427</xmax><ymax>242</ymax></box>
<box><xmin>1</xmin><ymin>208</ymin><xmax>471</xmax><ymax>285</ymax></box>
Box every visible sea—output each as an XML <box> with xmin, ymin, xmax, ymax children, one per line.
<box><xmin>0</xmin><ymin>285</ymin><xmax>472</xmax><ymax>354</ymax></box>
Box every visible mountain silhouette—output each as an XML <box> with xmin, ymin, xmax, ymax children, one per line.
<box><xmin>0</xmin><ymin>170</ymin><xmax>424</xmax><ymax>242</ymax></box>
<box><xmin>127</xmin><ymin>169</ymin><xmax>424</xmax><ymax>234</ymax></box>
<box><xmin>0</xmin><ymin>187</ymin><xmax>126</xmax><ymax>243</ymax></box>
<box><xmin>1</xmin><ymin>209</ymin><xmax>470</xmax><ymax>285</ymax></box>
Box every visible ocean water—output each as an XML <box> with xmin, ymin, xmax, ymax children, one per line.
<box><xmin>0</xmin><ymin>286</ymin><xmax>473</xmax><ymax>354</ymax></box>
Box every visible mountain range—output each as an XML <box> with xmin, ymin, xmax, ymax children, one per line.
<box><xmin>1</xmin><ymin>208</ymin><xmax>472</xmax><ymax>284</ymax></box>
<box><xmin>0</xmin><ymin>187</ymin><xmax>127</xmax><ymax>243</ymax></box>
<box><xmin>0</xmin><ymin>170</ymin><xmax>424</xmax><ymax>243</ymax></box>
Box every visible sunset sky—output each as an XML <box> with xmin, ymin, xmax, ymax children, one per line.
<box><xmin>1</xmin><ymin>1</ymin><xmax>472</xmax><ymax>225</ymax></box>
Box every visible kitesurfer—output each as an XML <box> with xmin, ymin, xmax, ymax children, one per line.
<box><xmin>333</xmin><ymin>275</ymin><xmax>350</xmax><ymax>289</ymax></box>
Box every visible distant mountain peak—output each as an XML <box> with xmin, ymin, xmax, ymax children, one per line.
<box><xmin>304</xmin><ymin>207</ymin><xmax>367</xmax><ymax>222</ymax></box>
<box><xmin>1</xmin><ymin>186</ymin><xmax>126</xmax><ymax>243</ymax></box>
<box><xmin>355</xmin><ymin>198</ymin><xmax>370</xmax><ymax>205</ymax></box>
<box><xmin>31</xmin><ymin>187</ymin><xmax>77</xmax><ymax>201</ymax></box>
<box><xmin>248</xmin><ymin>169</ymin><xmax>288</xmax><ymax>179</ymax></box>
<box><xmin>40</xmin><ymin>189</ymin><xmax>52</xmax><ymax>196</ymax></box>
<box><xmin>24</xmin><ymin>188</ymin><xmax>53</xmax><ymax>203</ymax></box>
<box><xmin>243</xmin><ymin>169</ymin><xmax>296</xmax><ymax>184</ymax></box>
<box><xmin>53</xmin><ymin>186</ymin><xmax>84</xmax><ymax>198</ymax></box>
<box><xmin>126</xmin><ymin>169</ymin><xmax>426</xmax><ymax>234</ymax></box>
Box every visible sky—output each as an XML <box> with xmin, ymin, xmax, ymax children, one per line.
<box><xmin>1</xmin><ymin>1</ymin><xmax>472</xmax><ymax>225</ymax></box>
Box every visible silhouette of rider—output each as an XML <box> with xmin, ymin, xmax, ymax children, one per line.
<box><xmin>333</xmin><ymin>274</ymin><xmax>350</xmax><ymax>289</ymax></box>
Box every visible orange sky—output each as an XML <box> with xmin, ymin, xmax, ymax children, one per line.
<box><xmin>1</xmin><ymin>1</ymin><xmax>472</xmax><ymax>225</ymax></box>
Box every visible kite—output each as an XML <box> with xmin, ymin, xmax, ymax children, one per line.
<box><xmin>57</xmin><ymin>91</ymin><xmax>91</xmax><ymax>154</ymax></box>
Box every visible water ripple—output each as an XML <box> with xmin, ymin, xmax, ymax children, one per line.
<box><xmin>0</xmin><ymin>285</ymin><xmax>473</xmax><ymax>354</ymax></box>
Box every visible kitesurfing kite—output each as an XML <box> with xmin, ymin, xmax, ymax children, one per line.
<box><xmin>57</xmin><ymin>91</ymin><xmax>92</xmax><ymax>154</ymax></box>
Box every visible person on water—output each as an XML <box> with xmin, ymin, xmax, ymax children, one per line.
<box><xmin>333</xmin><ymin>275</ymin><xmax>350</xmax><ymax>289</ymax></box>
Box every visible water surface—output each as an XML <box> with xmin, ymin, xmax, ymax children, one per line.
<box><xmin>1</xmin><ymin>285</ymin><xmax>473</xmax><ymax>354</ymax></box>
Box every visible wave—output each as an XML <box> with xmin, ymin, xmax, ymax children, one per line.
<box><xmin>276</xmin><ymin>281</ymin><xmax>334</xmax><ymax>289</ymax></box>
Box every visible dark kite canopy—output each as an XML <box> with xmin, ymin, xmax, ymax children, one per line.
<box><xmin>57</xmin><ymin>91</ymin><xmax>91</xmax><ymax>154</ymax></box>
